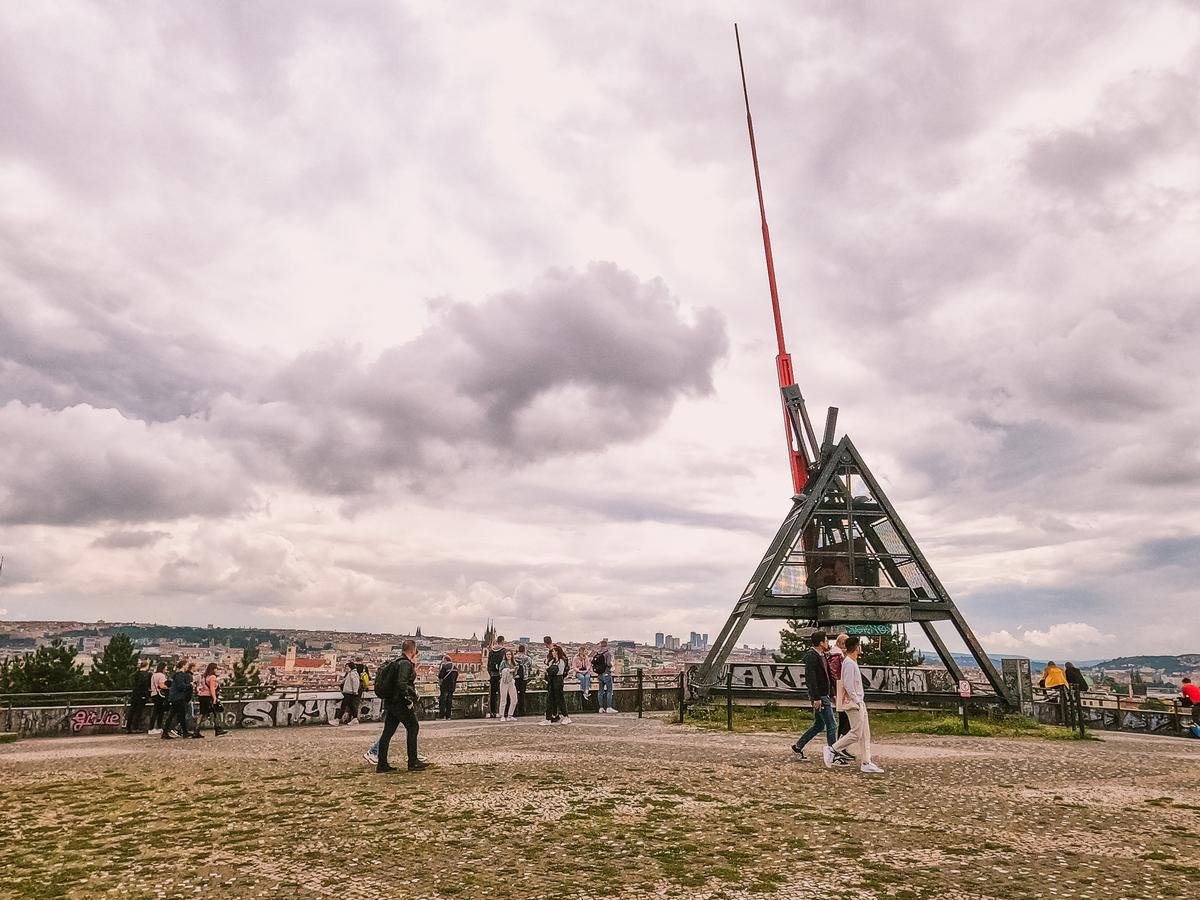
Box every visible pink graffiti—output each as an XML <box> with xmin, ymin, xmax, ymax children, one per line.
<box><xmin>70</xmin><ymin>709</ymin><xmax>121</xmax><ymax>732</ymax></box>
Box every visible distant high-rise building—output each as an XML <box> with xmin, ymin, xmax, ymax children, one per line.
<box><xmin>655</xmin><ymin>632</ymin><xmax>664</xmax><ymax>649</ymax></box>
<box><xmin>702</xmin><ymin>633</ymin><xmax>708</xmax><ymax>649</ymax></box>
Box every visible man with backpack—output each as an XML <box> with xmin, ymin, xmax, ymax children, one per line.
<box><xmin>126</xmin><ymin>659</ymin><xmax>152</xmax><ymax>734</ymax></box>
<box><xmin>373</xmin><ymin>640</ymin><xmax>429</xmax><ymax>773</ymax></box>
<box><xmin>593</xmin><ymin>639</ymin><xmax>616</xmax><ymax>713</ymax></box>
<box><xmin>791</xmin><ymin>632</ymin><xmax>837</xmax><ymax>762</ymax></box>
<box><xmin>486</xmin><ymin>636</ymin><xmax>507</xmax><ymax>719</ymax></box>
<box><xmin>437</xmin><ymin>654</ymin><xmax>459</xmax><ymax>720</ymax></box>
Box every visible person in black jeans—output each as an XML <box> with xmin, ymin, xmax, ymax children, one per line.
<box><xmin>378</xmin><ymin>640</ymin><xmax>429</xmax><ymax>773</ymax></box>
<box><xmin>163</xmin><ymin>661</ymin><xmax>197</xmax><ymax>740</ymax></box>
<box><xmin>437</xmin><ymin>655</ymin><xmax>459</xmax><ymax>720</ymax></box>
<box><xmin>540</xmin><ymin>644</ymin><xmax>571</xmax><ymax>726</ymax></box>
<box><xmin>486</xmin><ymin>637</ymin><xmax>507</xmax><ymax>718</ymax></box>
<box><xmin>126</xmin><ymin>660</ymin><xmax>152</xmax><ymax>733</ymax></box>
<box><xmin>514</xmin><ymin>644</ymin><xmax>531</xmax><ymax>717</ymax></box>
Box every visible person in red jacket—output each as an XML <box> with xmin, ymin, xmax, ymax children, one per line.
<box><xmin>1181</xmin><ymin>678</ymin><xmax>1200</xmax><ymax>725</ymax></box>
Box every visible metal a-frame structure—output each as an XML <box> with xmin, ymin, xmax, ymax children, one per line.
<box><xmin>695</xmin><ymin>27</ymin><xmax>1013</xmax><ymax>707</ymax></box>
<box><xmin>695</xmin><ymin>435</ymin><xmax>1014</xmax><ymax>706</ymax></box>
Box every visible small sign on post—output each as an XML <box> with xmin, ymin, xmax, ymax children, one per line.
<box><xmin>958</xmin><ymin>680</ymin><xmax>971</xmax><ymax>732</ymax></box>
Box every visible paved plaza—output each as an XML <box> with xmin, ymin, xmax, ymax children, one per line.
<box><xmin>1</xmin><ymin>714</ymin><xmax>1197</xmax><ymax>899</ymax></box>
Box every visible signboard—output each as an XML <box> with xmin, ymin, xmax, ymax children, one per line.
<box><xmin>958</xmin><ymin>680</ymin><xmax>972</xmax><ymax>699</ymax></box>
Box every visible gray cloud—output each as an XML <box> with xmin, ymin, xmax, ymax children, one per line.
<box><xmin>91</xmin><ymin>530</ymin><xmax>172</xmax><ymax>550</ymax></box>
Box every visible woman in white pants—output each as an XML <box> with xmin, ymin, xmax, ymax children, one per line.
<box><xmin>826</xmin><ymin>636</ymin><xmax>884</xmax><ymax>774</ymax></box>
<box><xmin>498</xmin><ymin>650</ymin><xmax>519</xmax><ymax>721</ymax></box>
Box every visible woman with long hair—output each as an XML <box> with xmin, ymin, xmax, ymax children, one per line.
<box><xmin>572</xmin><ymin>646</ymin><xmax>592</xmax><ymax>700</ymax></box>
<box><xmin>540</xmin><ymin>644</ymin><xmax>571</xmax><ymax>726</ymax></box>
<box><xmin>195</xmin><ymin>663</ymin><xmax>229</xmax><ymax>737</ymax></box>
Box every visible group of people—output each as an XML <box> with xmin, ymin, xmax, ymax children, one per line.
<box><xmin>124</xmin><ymin>658</ymin><xmax>228</xmax><ymax>740</ymax></box>
<box><xmin>477</xmin><ymin>635</ymin><xmax>618</xmax><ymax>723</ymax></box>
<box><xmin>790</xmin><ymin>631</ymin><xmax>884</xmax><ymax>775</ymax></box>
<box><xmin>1037</xmin><ymin>660</ymin><xmax>1089</xmax><ymax>695</ymax></box>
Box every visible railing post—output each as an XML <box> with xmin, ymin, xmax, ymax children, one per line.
<box><xmin>677</xmin><ymin>672</ymin><xmax>686</xmax><ymax>724</ymax></box>
<box><xmin>636</xmin><ymin>668</ymin><xmax>644</xmax><ymax>718</ymax></box>
<box><xmin>725</xmin><ymin>666</ymin><xmax>733</xmax><ymax>731</ymax></box>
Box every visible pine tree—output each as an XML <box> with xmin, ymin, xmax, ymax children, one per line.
<box><xmin>773</xmin><ymin>619</ymin><xmax>813</xmax><ymax>663</ymax></box>
<box><xmin>858</xmin><ymin>628</ymin><xmax>925</xmax><ymax>667</ymax></box>
<box><xmin>229</xmin><ymin>647</ymin><xmax>273</xmax><ymax>698</ymax></box>
<box><xmin>89</xmin><ymin>633</ymin><xmax>140</xmax><ymax>691</ymax></box>
<box><xmin>6</xmin><ymin>640</ymin><xmax>85</xmax><ymax>694</ymax></box>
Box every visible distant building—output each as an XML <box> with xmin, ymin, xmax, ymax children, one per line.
<box><xmin>655</xmin><ymin>632</ymin><xmax>664</xmax><ymax>649</ymax></box>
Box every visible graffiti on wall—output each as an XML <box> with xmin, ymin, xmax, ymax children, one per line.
<box><xmin>70</xmin><ymin>709</ymin><xmax>122</xmax><ymax>732</ymax></box>
<box><xmin>729</xmin><ymin>664</ymin><xmax>954</xmax><ymax>694</ymax></box>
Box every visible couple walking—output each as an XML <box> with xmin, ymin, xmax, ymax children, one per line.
<box><xmin>792</xmin><ymin>632</ymin><xmax>883</xmax><ymax>775</ymax></box>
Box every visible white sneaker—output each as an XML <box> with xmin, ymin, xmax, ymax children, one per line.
<box><xmin>606</xmin><ymin>707</ymin><xmax>618</xmax><ymax>713</ymax></box>
<box><xmin>561</xmin><ymin>716</ymin><xmax>572</xmax><ymax>725</ymax></box>
<box><xmin>148</xmin><ymin>729</ymin><xmax>161</xmax><ymax>735</ymax></box>
<box><xmin>822</xmin><ymin>746</ymin><xmax>835</xmax><ymax>769</ymax></box>
<box><xmin>329</xmin><ymin>720</ymin><xmax>340</xmax><ymax>727</ymax></box>
<box><xmin>363</xmin><ymin>751</ymin><xmax>378</xmax><ymax>765</ymax></box>
<box><xmin>538</xmin><ymin>719</ymin><xmax>553</xmax><ymax>726</ymax></box>
<box><xmin>598</xmin><ymin>707</ymin><xmax>606</xmax><ymax>714</ymax></box>
<box><xmin>860</xmin><ymin>762</ymin><xmax>885</xmax><ymax>774</ymax></box>
<box><xmin>349</xmin><ymin>718</ymin><xmax>359</xmax><ymax>725</ymax></box>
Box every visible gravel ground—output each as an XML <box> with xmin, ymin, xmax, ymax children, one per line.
<box><xmin>1</xmin><ymin>714</ymin><xmax>1197</xmax><ymax>899</ymax></box>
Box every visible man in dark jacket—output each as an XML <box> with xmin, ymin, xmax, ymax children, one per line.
<box><xmin>791</xmin><ymin>632</ymin><xmax>839</xmax><ymax>762</ymax></box>
<box><xmin>377</xmin><ymin>640</ymin><xmax>429</xmax><ymax>773</ymax></box>
<box><xmin>486</xmin><ymin>637</ymin><xmax>507</xmax><ymax>718</ymax></box>
<box><xmin>163</xmin><ymin>661</ymin><xmax>197</xmax><ymax>740</ymax></box>
<box><xmin>437</xmin><ymin>655</ymin><xmax>459</xmax><ymax>720</ymax></box>
<box><xmin>126</xmin><ymin>660</ymin><xmax>152</xmax><ymax>733</ymax></box>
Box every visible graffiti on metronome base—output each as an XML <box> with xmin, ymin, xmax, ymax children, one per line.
<box><xmin>729</xmin><ymin>664</ymin><xmax>952</xmax><ymax>694</ymax></box>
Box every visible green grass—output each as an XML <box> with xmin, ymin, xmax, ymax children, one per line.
<box><xmin>685</xmin><ymin>704</ymin><xmax>1091</xmax><ymax>740</ymax></box>
<box><xmin>0</xmin><ymin>733</ymin><xmax>18</xmax><ymax>744</ymax></box>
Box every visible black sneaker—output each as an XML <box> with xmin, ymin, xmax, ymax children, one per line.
<box><xmin>840</xmin><ymin>750</ymin><xmax>856</xmax><ymax>760</ymax></box>
<box><xmin>190</xmin><ymin>733</ymin><xmax>204</xmax><ymax>739</ymax></box>
<box><xmin>215</xmin><ymin>729</ymin><xmax>229</xmax><ymax>736</ymax></box>
<box><xmin>791</xmin><ymin>743</ymin><xmax>808</xmax><ymax>760</ymax></box>
<box><xmin>376</xmin><ymin>765</ymin><xmax>399</xmax><ymax>774</ymax></box>
<box><xmin>160</xmin><ymin>732</ymin><xmax>174</xmax><ymax>740</ymax></box>
<box><xmin>408</xmin><ymin>760</ymin><xmax>431</xmax><ymax>772</ymax></box>
<box><xmin>832</xmin><ymin>751</ymin><xmax>852</xmax><ymax>766</ymax></box>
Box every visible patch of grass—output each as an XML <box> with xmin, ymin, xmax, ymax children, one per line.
<box><xmin>0</xmin><ymin>733</ymin><xmax>20</xmax><ymax>744</ymax></box>
<box><xmin>684</xmin><ymin>704</ymin><xmax>1091</xmax><ymax>740</ymax></box>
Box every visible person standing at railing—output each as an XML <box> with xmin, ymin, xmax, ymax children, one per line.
<box><xmin>333</xmin><ymin>662</ymin><xmax>360</xmax><ymax>726</ymax></box>
<box><xmin>540</xmin><ymin>644</ymin><xmax>571</xmax><ymax>726</ymax></box>
<box><xmin>1064</xmin><ymin>662</ymin><xmax>1088</xmax><ymax>694</ymax></box>
<box><xmin>163</xmin><ymin>661</ymin><xmax>198</xmax><ymax>740</ymax></box>
<box><xmin>437</xmin><ymin>654</ymin><xmax>459</xmax><ymax>720</ymax></box>
<box><xmin>498</xmin><ymin>650</ymin><xmax>519</xmax><ymax>721</ymax></box>
<box><xmin>826</xmin><ymin>636</ymin><xmax>884</xmax><ymax>775</ymax></box>
<box><xmin>1041</xmin><ymin>661</ymin><xmax>1069</xmax><ymax>708</ymax></box>
<box><xmin>148</xmin><ymin>662</ymin><xmax>169</xmax><ymax>735</ymax></box>
<box><xmin>593</xmin><ymin>639</ymin><xmax>616</xmax><ymax>713</ymax></box>
<box><xmin>486</xmin><ymin>636</ymin><xmax>508</xmax><ymax>719</ymax></box>
<box><xmin>514</xmin><ymin>644</ymin><xmax>532</xmax><ymax>717</ymax></box>
<box><xmin>126</xmin><ymin>660</ymin><xmax>152</xmax><ymax>734</ymax></box>
<box><xmin>1180</xmin><ymin>678</ymin><xmax>1200</xmax><ymax>728</ymax></box>
<box><xmin>195</xmin><ymin>663</ymin><xmax>229</xmax><ymax>737</ymax></box>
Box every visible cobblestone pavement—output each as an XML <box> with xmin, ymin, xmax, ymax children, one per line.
<box><xmin>1</xmin><ymin>714</ymin><xmax>1197</xmax><ymax>899</ymax></box>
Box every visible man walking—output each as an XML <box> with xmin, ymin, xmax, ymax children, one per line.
<box><xmin>826</xmin><ymin>636</ymin><xmax>884</xmax><ymax>774</ymax></box>
<box><xmin>377</xmin><ymin>640</ymin><xmax>429</xmax><ymax>773</ymax></box>
<box><xmin>593</xmin><ymin>639</ymin><xmax>616</xmax><ymax>713</ymax></box>
<box><xmin>486</xmin><ymin>636</ymin><xmax>507</xmax><ymax>719</ymax></box>
<box><xmin>126</xmin><ymin>659</ymin><xmax>152</xmax><ymax>734</ymax></box>
<box><xmin>791</xmin><ymin>632</ymin><xmax>836</xmax><ymax>761</ymax></box>
<box><xmin>437</xmin><ymin>654</ymin><xmax>459</xmax><ymax>720</ymax></box>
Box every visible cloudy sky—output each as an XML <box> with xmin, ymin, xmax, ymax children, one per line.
<box><xmin>1</xmin><ymin>1</ymin><xmax>1197</xmax><ymax>660</ymax></box>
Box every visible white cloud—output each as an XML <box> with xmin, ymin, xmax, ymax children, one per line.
<box><xmin>981</xmin><ymin>623</ymin><xmax>1118</xmax><ymax>657</ymax></box>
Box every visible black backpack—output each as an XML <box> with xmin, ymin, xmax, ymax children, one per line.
<box><xmin>591</xmin><ymin>652</ymin><xmax>608</xmax><ymax>675</ymax></box>
<box><xmin>375</xmin><ymin>660</ymin><xmax>401</xmax><ymax>702</ymax></box>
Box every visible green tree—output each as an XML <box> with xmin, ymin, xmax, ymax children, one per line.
<box><xmin>89</xmin><ymin>633</ymin><xmax>140</xmax><ymax>691</ymax></box>
<box><xmin>4</xmin><ymin>641</ymin><xmax>85</xmax><ymax>694</ymax></box>
<box><xmin>859</xmin><ymin>628</ymin><xmax>925</xmax><ymax>667</ymax></box>
<box><xmin>229</xmin><ymin>647</ymin><xmax>274</xmax><ymax>698</ymax></box>
<box><xmin>773</xmin><ymin>619</ymin><xmax>813</xmax><ymax>663</ymax></box>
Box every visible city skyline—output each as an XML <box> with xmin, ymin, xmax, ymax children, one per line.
<box><xmin>1</xmin><ymin>4</ymin><xmax>1197</xmax><ymax>661</ymax></box>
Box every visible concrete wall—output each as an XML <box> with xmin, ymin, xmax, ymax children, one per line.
<box><xmin>2</xmin><ymin>681</ymin><xmax>681</xmax><ymax>738</ymax></box>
